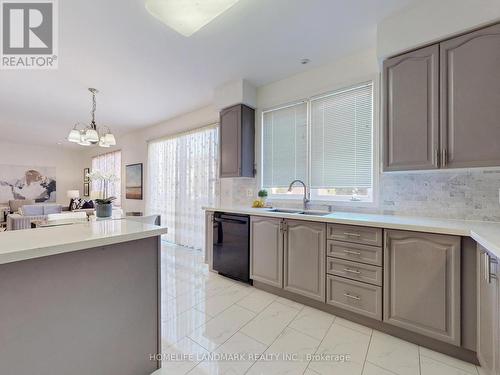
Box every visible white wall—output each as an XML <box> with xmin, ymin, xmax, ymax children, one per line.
<box><xmin>0</xmin><ymin>141</ymin><xmax>86</xmax><ymax>206</ymax></box>
<box><xmin>377</xmin><ymin>0</ymin><xmax>500</xmax><ymax>59</ymax></box>
<box><xmin>85</xmin><ymin>105</ymin><xmax>219</xmax><ymax>213</ymax></box>
<box><xmin>257</xmin><ymin>48</ymin><xmax>378</xmax><ymax>110</ymax></box>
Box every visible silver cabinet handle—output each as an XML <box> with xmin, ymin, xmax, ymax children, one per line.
<box><xmin>343</xmin><ymin>268</ymin><xmax>361</xmax><ymax>275</ymax></box>
<box><xmin>343</xmin><ymin>293</ymin><xmax>361</xmax><ymax>301</ymax></box>
<box><xmin>434</xmin><ymin>148</ymin><xmax>439</xmax><ymax>166</ymax></box>
<box><xmin>441</xmin><ymin>148</ymin><xmax>447</xmax><ymax>167</ymax></box>
<box><xmin>343</xmin><ymin>249</ymin><xmax>362</xmax><ymax>256</ymax></box>
<box><xmin>488</xmin><ymin>255</ymin><xmax>498</xmax><ymax>284</ymax></box>
<box><xmin>343</xmin><ymin>232</ymin><xmax>361</xmax><ymax>237</ymax></box>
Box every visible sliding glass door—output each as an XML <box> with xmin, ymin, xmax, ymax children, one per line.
<box><xmin>147</xmin><ymin>125</ymin><xmax>218</xmax><ymax>249</ymax></box>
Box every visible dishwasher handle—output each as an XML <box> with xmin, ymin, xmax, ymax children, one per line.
<box><xmin>214</xmin><ymin>217</ymin><xmax>248</xmax><ymax>225</ymax></box>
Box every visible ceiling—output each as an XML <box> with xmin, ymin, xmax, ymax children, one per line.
<box><xmin>0</xmin><ymin>0</ymin><xmax>414</xmax><ymax>147</ymax></box>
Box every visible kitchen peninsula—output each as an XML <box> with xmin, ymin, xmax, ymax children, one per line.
<box><xmin>0</xmin><ymin>219</ymin><xmax>167</xmax><ymax>375</ymax></box>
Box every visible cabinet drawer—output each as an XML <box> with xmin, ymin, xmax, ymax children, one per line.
<box><xmin>327</xmin><ymin>240</ymin><xmax>383</xmax><ymax>266</ymax></box>
<box><xmin>327</xmin><ymin>258</ymin><xmax>382</xmax><ymax>286</ymax></box>
<box><xmin>327</xmin><ymin>224</ymin><xmax>382</xmax><ymax>246</ymax></box>
<box><xmin>327</xmin><ymin>275</ymin><xmax>382</xmax><ymax>320</ymax></box>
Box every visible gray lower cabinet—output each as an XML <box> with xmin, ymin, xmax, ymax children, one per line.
<box><xmin>383</xmin><ymin>44</ymin><xmax>440</xmax><ymax>171</ymax></box>
<box><xmin>327</xmin><ymin>275</ymin><xmax>382</xmax><ymax>320</ymax></box>
<box><xmin>327</xmin><ymin>224</ymin><xmax>383</xmax><ymax>247</ymax></box>
<box><xmin>250</xmin><ymin>216</ymin><xmax>283</xmax><ymax>288</ymax></box>
<box><xmin>284</xmin><ymin>220</ymin><xmax>326</xmax><ymax>301</ymax></box>
<box><xmin>383</xmin><ymin>230</ymin><xmax>461</xmax><ymax>345</ymax></box>
<box><xmin>327</xmin><ymin>257</ymin><xmax>383</xmax><ymax>286</ymax></box>
<box><xmin>205</xmin><ymin>211</ymin><xmax>214</xmax><ymax>270</ymax></box>
<box><xmin>327</xmin><ymin>240</ymin><xmax>383</xmax><ymax>266</ymax></box>
<box><xmin>477</xmin><ymin>245</ymin><xmax>499</xmax><ymax>374</ymax></box>
<box><xmin>440</xmin><ymin>23</ymin><xmax>500</xmax><ymax>169</ymax></box>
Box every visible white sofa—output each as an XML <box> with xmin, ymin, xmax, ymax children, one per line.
<box><xmin>6</xmin><ymin>204</ymin><xmax>63</xmax><ymax>230</ymax></box>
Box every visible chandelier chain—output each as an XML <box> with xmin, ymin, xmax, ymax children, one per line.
<box><xmin>91</xmin><ymin>90</ymin><xmax>97</xmax><ymax>126</ymax></box>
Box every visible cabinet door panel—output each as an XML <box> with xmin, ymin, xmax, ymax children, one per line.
<box><xmin>327</xmin><ymin>275</ymin><xmax>382</xmax><ymax>320</ymax></box>
<box><xmin>383</xmin><ymin>44</ymin><xmax>439</xmax><ymax>171</ymax></box>
<box><xmin>219</xmin><ymin>106</ymin><xmax>241</xmax><ymax>177</ymax></box>
<box><xmin>327</xmin><ymin>257</ymin><xmax>382</xmax><ymax>286</ymax></box>
<box><xmin>327</xmin><ymin>224</ymin><xmax>382</xmax><ymax>247</ymax></box>
<box><xmin>384</xmin><ymin>230</ymin><xmax>461</xmax><ymax>345</ymax></box>
<box><xmin>284</xmin><ymin>220</ymin><xmax>326</xmax><ymax>301</ymax></box>
<box><xmin>441</xmin><ymin>23</ymin><xmax>500</xmax><ymax>168</ymax></box>
<box><xmin>250</xmin><ymin>216</ymin><xmax>283</xmax><ymax>288</ymax></box>
<box><xmin>477</xmin><ymin>246</ymin><xmax>498</xmax><ymax>373</ymax></box>
<box><xmin>327</xmin><ymin>240</ymin><xmax>383</xmax><ymax>266</ymax></box>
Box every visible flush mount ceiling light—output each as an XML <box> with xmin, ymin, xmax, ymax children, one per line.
<box><xmin>145</xmin><ymin>0</ymin><xmax>241</xmax><ymax>37</ymax></box>
<box><xmin>67</xmin><ymin>88</ymin><xmax>116</xmax><ymax>148</ymax></box>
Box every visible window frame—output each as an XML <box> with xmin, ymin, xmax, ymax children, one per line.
<box><xmin>260</xmin><ymin>77</ymin><xmax>379</xmax><ymax>207</ymax></box>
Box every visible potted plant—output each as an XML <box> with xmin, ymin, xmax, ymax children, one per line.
<box><xmin>94</xmin><ymin>196</ymin><xmax>116</xmax><ymax>218</ymax></box>
<box><xmin>258</xmin><ymin>189</ymin><xmax>268</xmax><ymax>206</ymax></box>
<box><xmin>86</xmin><ymin>170</ymin><xmax>119</xmax><ymax>218</ymax></box>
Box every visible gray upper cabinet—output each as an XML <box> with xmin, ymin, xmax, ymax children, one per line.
<box><xmin>383</xmin><ymin>22</ymin><xmax>500</xmax><ymax>172</ymax></box>
<box><xmin>284</xmin><ymin>220</ymin><xmax>326</xmax><ymax>301</ymax></box>
<box><xmin>250</xmin><ymin>216</ymin><xmax>283</xmax><ymax>288</ymax></box>
<box><xmin>219</xmin><ymin>104</ymin><xmax>255</xmax><ymax>178</ymax></box>
<box><xmin>383</xmin><ymin>44</ymin><xmax>439</xmax><ymax>171</ymax></box>
<box><xmin>440</xmin><ymin>23</ymin><xmax>500</xmax><ymax>168</ymax></box>
<box><xmin>477</xmin><ymin>245</ymin><xmax>498</xmax><ymax>374</ymax></box>
<box><xmin>384</xmin><ymin>230</ymin><xmax>461</xmax><ymax>345</ymax></box>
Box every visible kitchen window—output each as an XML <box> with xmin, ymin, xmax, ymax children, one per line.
<box><xmin>261</xmin><ymin>82</ymin><xmax>374</xmax><ymax>203</ymax></box>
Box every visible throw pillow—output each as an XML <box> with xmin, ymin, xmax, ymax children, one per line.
<box><xmin>81</xmin><ymin>200</ymin><xmax>94</xmax><ymax>209</ymax></box>
<box><xmin>70</xmin><ymin>198</ymin><xmax>82</xmax><ymax>211</ymax></box>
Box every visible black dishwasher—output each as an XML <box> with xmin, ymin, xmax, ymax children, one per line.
<box><xmin>213</xmin><ymin>212</ymin><xmax>251</xmax><ymax>284</ymax></box>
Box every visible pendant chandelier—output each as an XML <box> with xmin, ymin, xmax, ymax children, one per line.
<box><xmin>67</xmin><ymin>88</ymin><xmax>116</xmax><ymax>147</ymax></box>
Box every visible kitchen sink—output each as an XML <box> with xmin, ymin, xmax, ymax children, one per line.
<box><xmin>268</xmin><ymin>208</ymin><xmax>331</xmax><ymax>216</ymax></box>
<box><xmin>268</xmin><ymin>208</ymin><xmax>304</xmax><ymax>214</ymax></box>
<box><xmin>299</xmin><ymin>210</ymin><xmax>330</xmax><ymax>216</ymax></box>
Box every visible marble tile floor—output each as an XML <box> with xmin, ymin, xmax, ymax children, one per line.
<box><xmin>155</xmin><ymin>242</ymin><xmax>482</xmax><ymax>375</ymax></box>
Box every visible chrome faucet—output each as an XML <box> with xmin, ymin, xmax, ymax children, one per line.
<box><xmin>288</xmin><ymin>179</ymin><xmax>310</xmax><ymax>210</ymax></box>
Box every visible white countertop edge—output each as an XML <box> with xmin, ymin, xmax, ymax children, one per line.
<box><xmin>471</xmin><ymin>230</ymin><xmax>500</xmax><ymax>258</ymax></box>
<box><xmin>0</xmin><ymin>221</ymin><xmax>168</xmax><ymax>265</ymax></box>
<box><xmin>203</xmin><ymin>206</ymin><xmax>500</xmax><ymax>258</ymax></box>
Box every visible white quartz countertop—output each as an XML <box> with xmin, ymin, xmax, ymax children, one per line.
<box><xmin>203</xmin><ymin>206</ymin><xmax>500</xmax><ymax>259</ymax></box>
<box><xmin>0</xmin><ymin>219</ymin><xmax>168</xmax><ymax>265</ymax></box>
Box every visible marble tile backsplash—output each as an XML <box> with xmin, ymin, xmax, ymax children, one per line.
<box><xmin>379</xmin><ymin>169</ymin><xmax>500</xmax><ymax>221</ymax></box>
<box><xmin>219</xmin><ymin>168</ymin><xmax>500</xmax><ymax>222</ymax></box>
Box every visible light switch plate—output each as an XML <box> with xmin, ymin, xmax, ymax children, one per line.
<box><xmin>246</xmin><ymin>189</ymin><xmax>253</xmax><ymax>197</ymax></box>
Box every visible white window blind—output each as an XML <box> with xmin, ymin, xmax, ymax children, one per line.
<box><xmin>310</xmin><ymin>83</ymin><xmax>373</xmax><ymax>189</ymax></box>
<box><xmin>262</xmin><ymin>102</ymin><xmax>307</xmax><ymax>188</ymax></box>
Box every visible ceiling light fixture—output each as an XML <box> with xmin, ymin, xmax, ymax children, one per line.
<box><xmin>67</xmin><ymin>88</ymin><xmax>116</xmax><ymax>148</ymax></box>
<box><xmin>145</xmin><ymin>0</ymin><xmax>241</xmax><ymax>37</ymax></box>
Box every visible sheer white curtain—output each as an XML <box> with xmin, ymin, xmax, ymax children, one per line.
<box><xmin>91</xmin><ymin>150</ymin><xmax>122</xmax><ymax>206</ymax></box>
<box><xmin>147</xmin><ymin>125</ymin><xmax>218</xmax><ymax>249</ymax></box>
